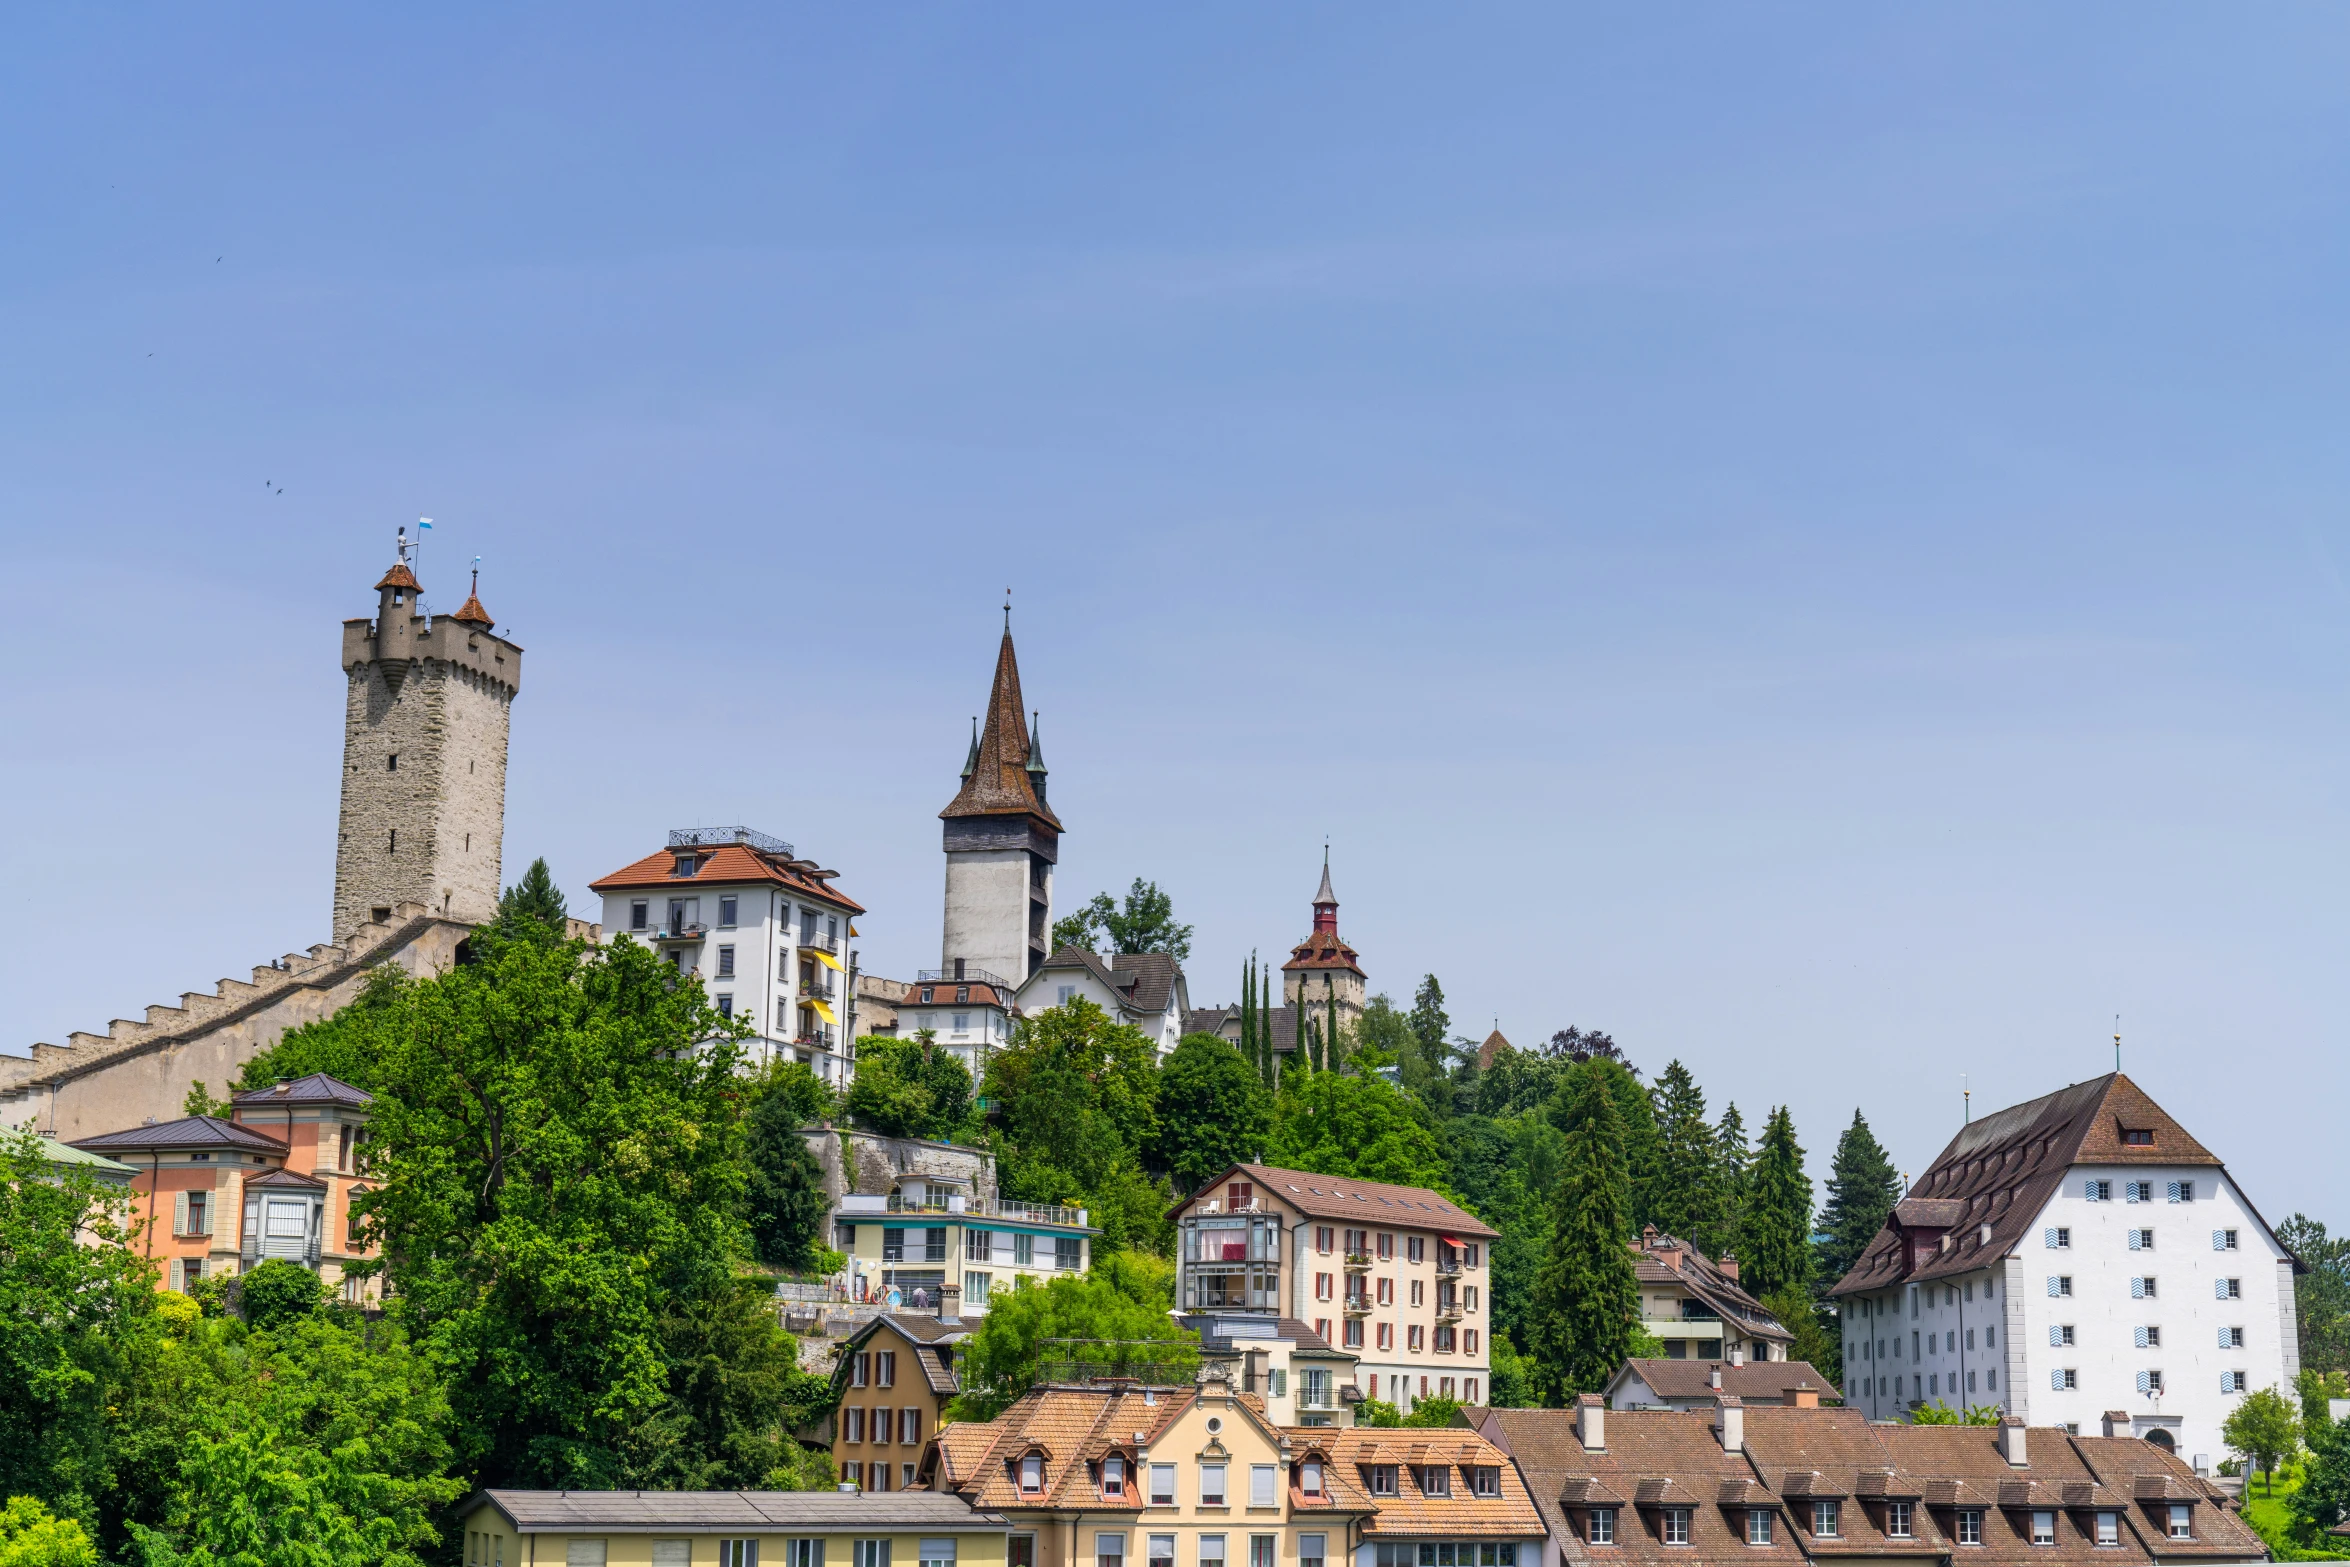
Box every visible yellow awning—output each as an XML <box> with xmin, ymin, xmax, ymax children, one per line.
<box><xmin>808</xmin><ymin>998</ymin><xmax>839</xmax><ymax>1026</ymax></box>
<box><xmin>811</xmin><ymin>947</ymin><xmax>844</xmax><ymax>973</ymax></box>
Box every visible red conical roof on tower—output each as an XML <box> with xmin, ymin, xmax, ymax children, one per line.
<box><xmin>940</xmin><ymin>626</ymin><xmax>1061</xmax><ymax>830</ymax></box>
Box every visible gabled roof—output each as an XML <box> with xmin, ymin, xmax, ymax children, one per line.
<box><xmin>70</xmin><ymin>1115</ymin><xmax>287</xmax><ymax>1155</ymax></box>
<box><xmin>1609</xmin><ymin>1360</ymin><xmax>1839</xmax><ymax>1405</ymax></box>
<box><xmin>1171</xmin><ymin>1163</ymin><xmax>1498</xmax><ymax>1238</ymax></box>
<box><xmin>1737</xmin><ymin>1408</ymin><xmax>1943</xmax><ymax>1557</ymax></box>
<box><xmin>1323</xmin><ymin>1427</ymin><xmax>1543</xmax><ymax>1538</ymax></box>
<box><xmin>940</xmin><ymin>630</ymin><xmax>1061</xmax><ymax>830</ymax></box>
<box><xmin>1282</xmin><ymin>927</ymin><xmax>1363</xmax><ymax>975</ymax></box>
<box><xmin>1028</xmin><ymin>948</ymin><xmax>1186</xmax><ymax>1016</ymax></box>
<box><xmin>924</xmin><ymin>1383</ymin><xmax>1204</xmax><ymax>1511</ymax></box>
<box><xmin>232</xmin><ymin>1072</ymin><xmax>372</xmax><ymax>1109</ymax></box>
<box><xmin>1829</xmin><ymin>1075</ymin><xmax>2243</xmax><ymax>1297</ymax></box>
<box><xmin>1630</xmin><ymin>1233</ymin><xmax>1790</xmax><ymax>1340</ymax></box>
<box><xmin>839</xmin><ymin>1313</ymin><xmax>968</xmax><ymax>1398</ymax></box>
<box><xmin>247</xmin><ymin>1166</ymin><xmax>328</xmax><ymax>1190</ymax></box>
<box><xmin>589</xmin><ymin>841</ymin><xmax>866</xmax><ymax>914</ymax></box>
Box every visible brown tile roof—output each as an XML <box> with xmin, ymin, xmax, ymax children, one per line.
<box><xmin>375</xmin><ymin>562</ymin><xmax>421</xmax><ymax>591</ymax></box>
<box><xmin>925</xmin><ymin>1384</ymin><xmax>1204</xmax><ymax>1511</ymax></box>
<box><xmin>1034</xmin><ymin>949</ymin><xmax>1186</xmax><ymax>1015</ymax></box>
<box><xmin>1173</xmin><ymin>1164</ymin><xmax>1498</xmax><ymax>1239</ymax></box>
<box><xmin>1724</xmin><ymin>1408</ymin><xmax>1947</xmax><ymax>1557</ymax></box>
<box><xmin>1476</xmin><ymin>1031</ymin><xmax>1510</xmax><ymax>1070</ymax></box>
<box><xmin>451</xmin><ymin>590</ymin><xmax>494</xmax><ymax>627</ymax></box>
<box><xmin>587</xmin><ymin>841</ymin><xmax>866</xmax><ymax>914</ymax></box>
<box><xmin>1319</xmin><ymin>1428</ymin><xmax>1542</xmax><ymax>1538</ymax></box>
<box><xmin>1829</xmin><ymin>1074</ymin><xmax>2242</xmax><ymax>1297</ymax></box>
<box><xmin>901</xmin><ymin>982</ymin><xmax>1011</xmax><ymax>1010</ymax></box>
<box><xmin>1474</xmin><ymin>1407</ymin><xmax>1809</xmax><ymax>1567</ymax></box>
<box><xmin>1281</xmin><ymin>928</ymin><xmax>1363</xmax><ymax>974</ymax></box>
<box><xmin>940</xmin><ymin>631</ymin><xmax>1060</xmax><ymax>830</ymax></box>
<box><xmin>1610</xmin><ymin>1361</ymin><xmax>1840</xmax><ymax>1405</ymax></box>
<box><xmin>1629</xmin><ymin>1235</ymin><xmax>1790</xmax><ymax>1340</ymax></box>
<box><xmin>2069</xmin><ymin>1437</ymin><xmax>2268</xmax><ymax>1559</ymax></box>
<box><xmin>839</xmin><ymin>1314</ymin><xmax>968</xmax><ymax>1398</ymax></box>
<box><xmin>1869</xmin><ymin>1424</ymin><xmax>2154</xmax><ymax>1566</ymax></box>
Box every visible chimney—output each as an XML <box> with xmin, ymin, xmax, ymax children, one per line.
<box><xmin>1710</xmin><ymin>1364</ymin><xmax>1723</xmax><ymax>1391</ymax></box>
<box><xmin>1717</xmin><ymin>1252</ymin><xmax>1740</xmax><ymax>1281</ymax></box>
<box><xmin>2102</xmin><ymin>1411</ymin><xmax>2130</xmax><ymax>1439</ymax></box>
<box><xmin>2000</xmin><ymin>1416</ymin><xmax>2028</xmax><ymax>1468</ymax></box>
<box><xmin>1641</xmin><ymin>1224</ymin><xmax>1659</xmax><ymax>1251</ymax></box>
<box><xmin>1731</xmin><ymin>1346</ymin><xmax>1745</xmax><ymax>1369</ymax></box>
<box><xmin>1792</xmin><ymin>1382</ymin><xmax>1821</xmax><ymax>1410</ymax></box>
<box><xmin>1716</xmin><ymin>1395</ymin><xmax>1744</xmax><ymax>1454</ymax></box>
<box><xmin>938</xmin><ymin>1284</ymin><xmax>962</xmax><ymax>1323</ymax></box>
<box><xmin>1576</xmin><ymin>1392</ymin><xmax>1606</xmax><ymax>1451</ymax></box>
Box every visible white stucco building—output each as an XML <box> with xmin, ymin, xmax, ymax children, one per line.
<box><xmin>889</xmin><ymin>970</ymin><xmax>1014</xmax><ymax>1081</ymax></box>
<box><xmin>1014</xmin><ymin>946</ymin><xmax>1192</xmax><ymax>1056</ymax></box>
<box><xmin>589</xmin><ymin>826</ymin><xmax>867</xmax><ymax>1083</ymax></box>
<box><xmin>1828</xmin><ymin>1073</ymin><xmax>2299</xmax><ymax>1472</ymax></box>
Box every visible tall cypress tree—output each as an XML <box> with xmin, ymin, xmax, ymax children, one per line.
<box><xmin>1646</xmin><ymin>1060</ymin><xmax>1717</xmax><ymax>1248</ymax></box>
<box><xmin>1739</xmin><ymin>1106</ymin><xmax>1812</xmax><ymax>1299</ymax></box>
<box><xmin>1817</xmin><ymin>1110</ymin><xmax>1902</xmax><ymax>1291</ymax></box>
<box><xmin>1530</xmin><ymin>1062</ymin><xmax>1642</xmax><ymax>1399</ymax></box>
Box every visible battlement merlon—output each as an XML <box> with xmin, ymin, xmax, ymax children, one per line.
<box><xmin>341</xmin><ymin>612</ymin><xmax>523</xmax><ymax>694</ymax></box>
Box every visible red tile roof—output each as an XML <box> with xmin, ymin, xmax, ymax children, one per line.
<box><xmin>1281</xmin><ymin>928</ymin><xmax>1363</xmax><ymax>974</ymax></box>
<box><xmin>588</xmin><ymin>842</ymin><xmax>865</xmax><ymax>913</ymax></box>
<box><xmin>375</xmin><ymin>562</ymin><xmax>421</xmax><ymax>591</ymax></box>
<box><xmin>1173</xmin><ymin>1163</ymin><xmax>1499</xmax><ymax>1238</ymax></box>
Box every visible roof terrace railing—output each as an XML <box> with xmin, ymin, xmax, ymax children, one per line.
<box><xmin>918</xmin><ymin>966</ymin><xmax>1013</xmax><ymax>991</ymax></box>
<box><xmin>670</xmin><ymin>826</ymin><xmax>796</xmax><ymax>858</ymax></box>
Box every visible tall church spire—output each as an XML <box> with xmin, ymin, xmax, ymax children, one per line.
<box><xmin>939</xmin><ymin>621</ymin><xmax>1062</xmax><ymax>985</ymax></box>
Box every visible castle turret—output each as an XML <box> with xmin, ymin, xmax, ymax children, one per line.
<box><xmin>939</xmin><ymin>622</ymin><xmax>1059</xmax><ymax>985</ymax></box>
<box><xmin>1281</xmin><ymin>848</ymin><xmax>1366</xmax><ymax>1034</ymax></box>
<box><xmin>332</xmin><ymin>537</ymin><xmax>522</xmax><ymax>940</ymax></box>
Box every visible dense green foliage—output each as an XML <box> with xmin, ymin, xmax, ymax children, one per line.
<box><xmin>1050</xmin><ymin>878</ymin><xmax>1194</xmax><ymax>960</ymax></box>
<box><xmin>492</xmin><ymin>856</ymin><xmax>570</xmax><ymax>943</ymax></box>
<box><xmin>1739</xmin><ymin>1107</ymin><xmax>1811</xmax><ymax>1299</ymax></box>
<box><xmin>1526</xmin><ymin>1063</ymin><xmax>1643</xmax><ymax>1399</ymax></box>
<box><xmin>1152</xmin><ymin>1033</ymin><xmax>1274</xmax><ymax>1194</ymax></box>
<box><xmin>0</xmin><ymin>1496</ymin><xmax>97</xmax><ymax>1567</ymax></box>
<box><xmin>843</xmin><ymin>1033</ymin><xmax>973</xmax><ymax>1141</ymax></box>
<box><xmin>2227</xmin><ymin>1386</ymin><xmax>2305</xmax><ymax>1494</ymax></box>
<box><xmin>2295</xmin><ymin>1405</ymin><xmax>2350</xmax><ymax>1537</ymax></box>
<box><xmin>984</xmin><ymin>999</ymin><xmax>1169</xmax><ymax>1253</ymax></box>
<box><xmin>744</xmin><ymin>1087</ymin><xmax>830</xmax><ymax>1269</ymax></box>
<box><xmin>2283</xmin><ymin>1215</ymin><xmax>2350</xmax><ymax>1374</ymax></box>
<box><xmin>1817</xmin><ymin>1111</ymin><xmax>1901</xmax><ymax>1290</ymax></box>
<box><xmin>948</xmin><ymin>1272</ymin><xmax>1198</xmax><ymax>1421</ymax></box>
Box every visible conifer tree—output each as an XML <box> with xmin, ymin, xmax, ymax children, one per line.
<box><xmin>1408</xmin><ymin>976</ymin><xmax>1449</xmax><ymax>1059</ymax></box>
<box><xmin>493</xmin><ymin>857</ymin><xmax>569</xmax><ymax>943</ymax></box>
<box><xmin>1646</xmin><ymin>1060</ymin><xmax>1717</xmax><ymax>1247</ymax></box>
<box><xmin>1817</xmin><ymin>1110</ymin><xmax>1902</xmax><ymax>1290</ymax></box>
<box><xmin>1528</xmin><ymin>1062</ymin><xmax>1642</xmax><ymax>1398</ymax></box>
<box><xmin>1739</xmin><ymin>1106</ymin><xmax>1812</xmax><ymax>1299</ymax></box>
<box><xmin>1710</xmin><ymin>1103</ymin><xmax>1752</xmax><ymax>1259</ymax></box>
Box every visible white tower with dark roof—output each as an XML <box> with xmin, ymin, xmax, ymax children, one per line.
<box><xmin>937</xmin><ymin>624</ymin><xmax>1059</xmax><ymax>987</ymax></box>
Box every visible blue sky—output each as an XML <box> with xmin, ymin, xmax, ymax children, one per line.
<box><xmin>4</xmin><ymin>6</ymin><xmax>2346</xmax><ymax>1223</ymax></box>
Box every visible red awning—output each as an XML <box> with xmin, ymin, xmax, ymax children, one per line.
<box><xmin>1439</xmin><ymin>1235</ymin><xmax>1463</xmax><ymax>1247</ymax></box>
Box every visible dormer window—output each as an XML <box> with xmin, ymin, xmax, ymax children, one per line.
<box><xmin>1419</xmin><ymin>1466</ymin><xmax>1451</xmax><ymax>1498</ymax></box>
<box><xmin>674</xmin><ymin>855</ymin><xmax>699</xmax><ymax>877</ymax></box>
<box><xmin>1104</xmin><ymin>1456</ymin><xmax>1126</xmax><ymax>1497</ymax></box>
<box><xmin>921</xmin><ymin>987</ymin><xmax>935</xmax><ymax>1004</ymax></box>
<box><xmin>1300</xmin><ymin>1461</ymin><xmax>1324</xmax><ymax>1498</ymax></box>
<box><xmin>1471</xmin><ymin>1466</ymin><xmax>1499</xmax><ymax>1497</ymax></box>
<box><xmin>1021</xmin><ymin>1455</ymin><xmax>1045</xmax><ymax>1493</ymax></box>
<box><xmin>1366</xmin><ymin>1465</ymin><xmax>1397</xmax><ymax>1497</ymax></box>
<box><xmin>2123</xmin><ymin>1128</ymin><xmax>2153</xmax><ymax>1146</ymax></box>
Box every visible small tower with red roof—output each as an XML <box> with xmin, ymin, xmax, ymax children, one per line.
<box><xmin>1280</xmin><ymin>849</ymin><xmax>1367</xmax><ymax>1036</ymax></box>
<box><xmin>331</xmin><ymin>531</ymin><xmax>523</xmax><ymax>940</ymax></box>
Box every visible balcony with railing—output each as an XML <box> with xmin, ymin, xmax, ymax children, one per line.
<box><xmin>1343</xmin><ymin>1250</ymin><xmax>1373</xmax><ymax>1271</ymax></box>
<box><xmin>800</xmin><ymin>930</ymin><xmax>840</xmax><ymax>957</ymax></box>
<box><xmin>919</xmin><ymin>965</ymin><xmax>1011</xmax><ymax>991</ymax></box>
<box><xmin>1435</xmin><ymin>1257</ymin><xmax>1463</xmax><ymax>1277</ymax></box>
<box><xmin>654</xmin><ymin>923</ymin><xmax>706</xmax><ymax>945</ymax></box>
<box><xmin>1344</xmin><ymin>1294</ymin><xmax>1372</xmax><ymax>1317</ymax></box>
<box><xmin>1435</xmin><ymin>1297</ymin><xmax>1464</xmax><ymax>1323</ymax></box>
<box><xmin>838</xmin><ymin>1191</ymin><xmax>1092</xmax><ymax>1228</ymax></box>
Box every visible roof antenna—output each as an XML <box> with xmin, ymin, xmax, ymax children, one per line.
<box><xmin>1963</xmin><ymin>1073</ymin><xmax>1970</xmax><ymax>1125</ymax></box>
<box><xmin>2114</xmin><ymin>1015</ymin><xmax>2121</xmax><ymax>1075</ymax></box>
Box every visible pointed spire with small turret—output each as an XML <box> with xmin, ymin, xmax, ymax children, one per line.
<box><xmin>939</xmin><ymin>617</ymin><xmax>1061</xmax><ymax>830</ymax></box>
<box><xmin>451</xmin><ymin>567</ymin><xmax>494</xmax><ymax>628</ymax></box>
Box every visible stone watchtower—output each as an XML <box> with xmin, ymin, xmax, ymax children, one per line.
<box><xmin>938</xmin><ymin>618</ymin><xmax>1059</xmax><ymax>986</ymax></box>
<box><xmin>332</xmin><ymin>544</ymin><xmax>522</xmax><ymax>941</ymax></box>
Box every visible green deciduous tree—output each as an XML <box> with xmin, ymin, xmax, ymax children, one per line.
<box><xmin>1151</xmin><ymin>1034</ymin><xmax>1273</xmax><ymax>1196</ymax></box>
<box><xmin>1050</xmin><ymin>879</ymin><xmax>1193</xmax><ymax>960</ymax></box>
<box><xmin>1266</xmin><ymin>1056</ymin><xmax>1448</xmax><ymax>1191</ymax></box>
<box><xmin>1739</xmin><ymin>1107</ymin><xmax>1811</xmax><ymax>1299</ymax></box>
<box><xmin>1817</xmin><ymin>1111</ymin><xmax>1900</xmax><ymax>1291</ymax></box>
<box><xmin>947</xmin><ymin>1275</ymin><xmax>1198</xmax><ymax>1422</ymax></box>
<box><xmin>1487</xmin><ymin>1332</ymin><xmax>1536</xmax><ymax>1409</ymax></box>
<box><xmin>1910</xmin><ymin>1402</ymin><xmax>2004</xmax><ymax>1426</ymax></box>
<box><xmin>0</xmin><ymin>1496</ymin><xmax>97</xmax><ymax>1567</ymax></box>
<box><xmin>0</xmin><ymin>1131</ymin><xmax>153</xmax><ymax>1532</ymax></box>
<box><xmin>1759</xmin><ymin>1283</ymin><xmax>1839</xmax><ymax>1382</ymax></box>
<box><xmin>2223</xmin><ymin>1385</ymin><xmax>2302</xmax><ymax>1496</ymax></box>
<box><xmin>1526</xmin><ymin>1063</ymin><xmax>1641</xmax><ymax>1400</ymax></box>
<box><xmin>2294</xmin><ymin>1402</ymin><xmax>2350</xmax><ymax>1536</ymax></box>
<box><xmin>986</xmin><ymin>1000</ymin><xmax>1168</xmax><ymax>1255</ymax></box>
<box><xmin>234</xmin><ymin>1261</ymin><xmax>327</xmax><ymax>1334</ymax></box>
<box><xmin>844</xmin><ymin>1034</ymin><xmax>972</xmax><ymax>1141</ymax></box>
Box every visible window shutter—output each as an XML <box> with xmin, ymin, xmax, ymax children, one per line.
<box><xmin>2044</xmin><ymin>1229</ymin><xmax>2057</xmax><ymax>1248</ymax></box>
<box><xmin>2084</xmin><ymin>1179</ymin><xmax>2099</xmax><ymax>1200</ymax></box>
<box><xmin>2215</xmin><ymin>1278</ymin><xmax>2229</xmax><ymax>1300</ymax></box>
<box><xmin>2047</xmin><ymin>1277</ymin><xmax>2060</xmax><ymax>1297</ymax></box>
<box><xmin>2131</xmin><ymin>1277</ymin><xmax>2145</xmax><ymax>1299</ymax></box>
<box><xmin>2049</xmin><ymin>1326</ymin><xmax>2064</xmax><ymax>1346</ymax></box>
<box><xmin>2220</xmin><ymin>1373</ymin><xmax>2233</xmax><ymax>1394</ymax></box>
<box><xmin>2212</xmin><ymin>1230</ymin><xmax>2226</xmax><ymax>1251</ymax></box>
<box><xmin>2136</xmin><ymin>1371</ymin><xmax>2152</xmax><ymax>1395</ymax></box>
<box><xmin>167</xmin><ymin>1257</ymin><xmax>183</xmax><ymax>1291</ymax></box>
<box><xmin>2134</xmin><ymin>1326</ymin><xmax>2149</xmax><ymax>1348</ymax></box>
<box><xmin>2166</xmin><ymin>1181</ymin><xmax>2182</xmax><ymax>1203</ymax></box>
<box><xmin>2051</xmin><ymin>1369</ymin><xmax>2065</xmax><ymax>1390</ymax></box>
<box><xmin>2218</xmin><ymin>1327</ymin><xmax>2232</xmax><ymax>1349</ymax></box>
<box><xmin>2125</xmin><ymin>1182</ymin><xmax>2138</xmax><ymax>1203</ymax></box>
<box><xmin>173</xmin><ymin>1192</ymin><xmax>188</xmax><ymax>1234</ymax></box>
<box><xmin>2128</xmin><ymin>1230</ymin><xmax>2142</xmax><ymax>1251</ymax></box>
